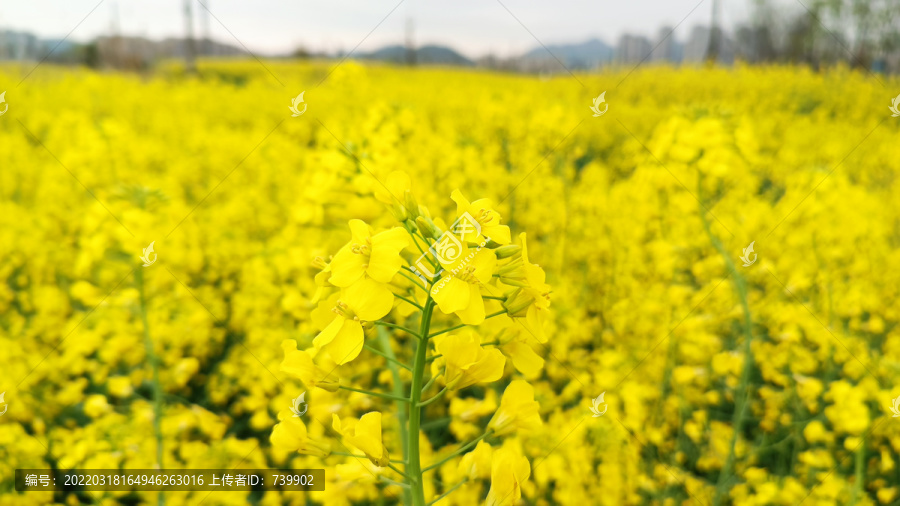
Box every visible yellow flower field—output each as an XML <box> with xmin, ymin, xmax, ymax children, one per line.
<box><xmin>1</xmin><ymin>60</ymin><xmax>899</xmax><ymax>506</ymax></box>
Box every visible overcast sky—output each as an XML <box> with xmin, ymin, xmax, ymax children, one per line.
<box><xmin>0</xmin><ymin>0</ymin><xmax>799</xmax><ymax>58</ymax></box>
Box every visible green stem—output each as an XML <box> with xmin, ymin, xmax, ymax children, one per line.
<box><xmin>420</xmin><ymin>417</ymin><xmax>451</xmax><ymax>431</ymax></box>
<box><xmin>380</xmin><ymin>476</ymin><xmax>411</xmax><ymax>489</ymax></box>
<box><xmin>413</xmin><ymin>230</ymin><xmax>433</xmax><ymax>245</ymax></box>
<box><xmin>332</xmin><ymin>451</ymin><xmax>406</xmax><ymax>464</ymax></box>
<box><xmin>364</xmin><ymin>344</ymin><xmax>412</xmax><ymax>371</ymax></box>
<box><xmin>395</xmin><ymin>292</ymin><xmax>425</xmax><ymax>310</ymax></box>
<box><xmin>409</xmin><ymin>232</ymin><xmax>430</xmax><ymax>257</ymax></box>
<box><xmin>339</xmin><ymin>385</ymin><xmax>410</xmax><ymax>403</ymax></box>
<box><xmin>417</xmin><ymin>386</ymin><xmax>449</xmax><ymax>407</ymax></box>
<box><xmin>409</xmin><ymin>234</ymin><xmax>440</xmax><ymax>272</ymax></box>
<box><xmin>376</xmin><ymin>327</ymin><xmax>413</xmax><ymax>506</ymax></box>
<box><xmin>397</xmin><ymin>271</ymin><xmax>428</xmax><ymax>294</ymax></box>
<box><xmin>388</xmin><ymin>463</ymin><xmax>414</xmax><ymax>480</ymax></box>
<box><xmin>700</xmin><ymin>177</ymin><xmax>755</xmax><ymax>506</ymax></box>
<box><xmin>375</xmin><ymin>321</ymin><xmax>422</xmax><ymax>339</ymax></box>
<box><xmin>421</xmin><ymin>371</ymin><xmax>443</xmax><ymax>394</ymax></box>
<box><xmin>402</xmin><ymin>264</ymin><xmax>424</xmax><ymax>276</ymax></box>
<box><xmin>428</xmin><ymin>310</ymin><xmax>507</xmax><ymax>338</ymax></box>
<box><xmin>407</xmin><ymin>298</ymin><xmax>436</xmax><ymax>506</ymax></box>
<box><xmin>137</xmin><ymin>269</ymin><xmax>165</xmax><ymax>506</ymax></box>
<box><xmin>850</xmin><ymin>434</ymin><xmax>866</xmax><ymax>505</ymax></box>
<box><xmin>422</xmin><ymin>430</ymin><xmax>493</xmax><ymax>473</ymax></box>
<box><xmin>427</xmin><ymin>478</ymin><xmax>469</xmax><ymax>506</ymax></box>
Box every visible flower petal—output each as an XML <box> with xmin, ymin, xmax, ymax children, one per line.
<box><xmin>352</xmin><ymin>412</ymin><xmax>384</xmax><ymax>459</ymax></box>
<box><xmin>329</xmin><ymin>246</ymin><xmax>367</xmax><ymax>287</ymax></box>
<box><xmin>503</xmin><ymin>341</ymin><xmax>544</xmax><ymax>379</ymax></box>
<box><xmin>348</xmin><ymin>219</ymin><xmax>373</xmax><ymax>244</ymax></box>
<box><xmin>313</xmin><ymin>316</ymin><xmax>344</xmax><ymax>350</ymax></box>
<box><xmin>320</xmin><ymin>319</ymin><xmax>364</xmax><ymax>365</ymax></box>
<box><xmin>432</xmin><ymin>276</ymin><xmax>471</xmax><ymax>314</ymax></box>
<box><xmin>450</xmin><ymin>189</ymin><xmax>471</xmax><ymax>216</ymax></box>
<box><xmin>456</xmin><ymin>348</ymin><xmax>505</xmax><ymax>389</ymax></box>
<box><xmin>344</xmin><ymin>278</ymin><xmax>394</xmax><ymax>321</ymax></box>
<box><xmin>472</xmin><ymin>249</ymin><xmax>497</xmax><ymax>284</ymax></box>
<box><xmin>484</xmin><ymin>224</ymin><xmax>511</xmax><ymax>245</ymax></box>
<box><xmin>455</xmin><ymin>284</ymin><xmax>485</xmax><ymax>325</ymax></box>
<box><xmin>367</xmin><ymin>227</ymin><xmax>409</xmax><ymax>283</ymax></box>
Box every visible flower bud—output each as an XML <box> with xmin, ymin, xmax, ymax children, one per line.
<box><xmin>388</xmin><ymin>201</ymin><xmax>408</xmax><ymax>222</ymax></box>
<box><xmin>403</xmin><ymin>190</ymin><xmax>419</xmax><ymax>220</ymax></box>
<box><xmin>502</xmin><ymin>288</ymin><xmax>533</xmax><ymax>317</ymax></box>
<box><xmin>317</xmin><ymin>379</ymin><xmax>341</xmax><ymax>392</ymax></box>
<box><xmin>497</xmin><ymin>258</ymin><xmax>524</xmax><ymax>276</ymax></box>
<box><xmin>415</xmin><ymin>216</ymin><xmax>441</xmax><ymax>240</ymax></box>
<box><xmin>494</xmin><ymin>244</ymin><xmax>522</xmax><ymax>259</ymax></box>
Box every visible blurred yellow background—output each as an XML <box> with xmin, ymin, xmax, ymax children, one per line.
<box><xmin>1</xmin><ymin>60</ymin><xmax>900</xmax><ymax>505</ymax></box>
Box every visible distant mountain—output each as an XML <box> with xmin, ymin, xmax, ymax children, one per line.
<box><xmin>520</xmin><ymin>38</ymin><xmax>614</xmax><ymax>69</ymax></box>
<box><xmin>362</xmin><ymin>44</ymin><xmax>474</xmax><ymax>66</ymax></box>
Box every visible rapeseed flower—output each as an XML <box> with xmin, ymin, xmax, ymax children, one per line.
<box><xmin>333</xmin><ymin>412</ymin><xmax>390</xmax><ymax>467</ymax></box>
<box><xmin>450</xmin><ymin>189</ymin><xmax>511</xmax><ymax>245</ymax></box>
<box><xmin>313</xmin><ymin>278</ymin><xmax>393</xmax><ymax>364</ymax></box>
<box><xmin>431</xmin><ymin>246</ymin><xmax>496</xmax><ymax>324</ymax></box>
<box><xmin>485</xmin><ymin>446</ymin><xmax>531</xmax><ymax>506</ymax></box>
<box><xmin>495</xmin><ymin>328</ymin><xmax>544</xmax><ymax>378</ymax></box>
<box><xmin>488</xmin><ymin>380</ymin><xmax>542</xmax><ymax>436</ymax></box>
<box><xmin>459</xmin><ymin>440</ymin><xmax>493</xmax><ymax>480</ymax></box>
<box><xmin>280</xmin><ymin>340</ymin><xmax>340</xmax><ymax>391</ymax></box>
<box><xmin>8</xmin><ymin>61</ymin><xmax>897</xmax><ymax>506</ymax></box>
<box><xmin>329</xmin><ymin>220</ymin><xmax>408</xmax><ymax>287</ymax></box>
<box><xmin>432</xmin><ymin>330</ymin><xmax>506</xmax><ymax>390</ymax></box>
<box><xmin>270</xmin><ymin>411</ymin><xmax>331</xmax><ymax>458</ymax></box>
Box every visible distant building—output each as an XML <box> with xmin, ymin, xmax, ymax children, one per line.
<box><xmin>683</xmin><ymin>26</ymin><xmax>734</xmax><ymax>64</ymax></box>
<box><xmin>0</xmin><ymin>30</ymin><xmax>41</xmax><ymax>60</ymax></box>
<box><xmin>96</xmin><ymin>36</ymin><xmax>245</xmax><ymax>69</ymax></box>
<box><xmin>683</xmin><ymin>26</ymin><xmax>709</xmax><ymax>62</ymax></box>
<box><xmin>1</xmin><ymin>26</ymin><xmax>244</xmax><ymax>67</ymax></box>
<box><xmin>650</xmin><ymin>26</ymin><xmax>682</xmax><ymax>63</ymax></box>
<box><xmin>616</xmin><ymin>34</ymin><xmax>652</xmax><ymax>63</ymax></box>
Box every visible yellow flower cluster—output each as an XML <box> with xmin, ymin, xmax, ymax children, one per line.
<box><xmin>273</xmin><ymin>170</ymin><xmax>548</xmax><ymax>505</ymax></box>
<box><xmin>1</xmin><ymin>59</ymin><xmax>899</xmax><ymax>506</ymax></box>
